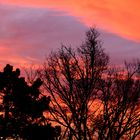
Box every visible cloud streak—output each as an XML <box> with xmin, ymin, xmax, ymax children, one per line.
<box><xmin>0</xmin><ymin>1</ymin><xmax>140</xmax><ymax>67</ymax></box>
<box><xmin>2</xmin><ymin>0</ymin><xmax>140</xmax><ymax>41</ymax></box>
<box><xmin>0</xmin><ymin>4</ymin><xmax>87</xmax><ymax>66</ymax></box>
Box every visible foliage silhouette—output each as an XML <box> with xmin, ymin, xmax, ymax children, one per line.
<box><xmin>0</xmin><ymin>64</ymin><xmax>61</xmax><ymax>140</ymax></box>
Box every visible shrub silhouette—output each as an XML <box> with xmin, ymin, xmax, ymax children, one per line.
<box><xmin>0</xmin><ymin>64</ymin><xmax>61</xmax><ymax>140</ymax></box>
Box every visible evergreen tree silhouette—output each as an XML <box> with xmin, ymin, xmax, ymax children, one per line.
<box><xmin>0</xmin><ymin>64</ymin><xmax>61</xmax><ymax>140</ymax></box>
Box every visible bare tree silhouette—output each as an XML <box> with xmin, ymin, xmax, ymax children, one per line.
<box><xmin>1</xmin><ymin>28</ymin><xmax>139</xmax><ymax>140</ymax></box>
<box><xmin>96</xmin><ymin>61</ymin><xmax>140</xmax><ymax>140</ymax></box>
<box><xmin>40</xmin><ymin>28</ymin><xmax>140</xmax><ymax>140</ymax></box>
<box><xmin>41</xmin><ymin>28</ymin><xmax>109</xmax><ymax>140</ymax></box>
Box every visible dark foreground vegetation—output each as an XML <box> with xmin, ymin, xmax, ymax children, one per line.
<box><xmin>0</xmin><ymin>28</ymin><xmax>139</xmax><ymax>140</ymax></box>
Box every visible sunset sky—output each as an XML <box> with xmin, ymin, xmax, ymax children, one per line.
<box><xmin>0</xmin><ymin>0</ymin><xmax>140</xmax><ymax>67</ymax></box>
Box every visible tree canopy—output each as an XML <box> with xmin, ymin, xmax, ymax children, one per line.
<box><xmin>0</xmin><ymin>28</ymin><xmax>139</xmax><ymax>140</ymax></box>
<box><xmin>40</xmin><ymin>28</ymin><xmax>140</xmax><ymax>140</ymax></box>
<box><xmin>0</xmin><ymin>64</ymin><xmax>61</xmax><ymax>140</ymax></box>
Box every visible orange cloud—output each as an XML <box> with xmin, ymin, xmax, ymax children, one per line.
<box><xmin>0</xmin><ymin>5</ymin><xmax>87</xmax><ymax>67</ymax></box>
<box><xmin>2</xmin><ymin>0</ymin><xmax>140</xmax><ymax>41</ymax></box>
<box><xmin>0</xmin><ymin>45</ymin><xmax>39</xmax><ymax>68</ymax></box>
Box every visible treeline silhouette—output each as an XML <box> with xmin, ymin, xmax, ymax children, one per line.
<box><xmin>0</xmin><ymin>28</ymin><xmax>139</xmax><ymax>140</ymax></box>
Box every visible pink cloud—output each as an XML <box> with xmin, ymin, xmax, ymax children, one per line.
<box><xmin>0</xmin><ymin>2</ymin><xmax>140</xmax><ymax>67</ymax></box>
<box><xmin>2</xmin><ymin>0</ymin><xmax>140</xmax><ymax>41</ymax></box>
<box><xmin>0</xmin><ymin>4</ymin><xmax>87</xmax><ymax>67</ymax></box>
